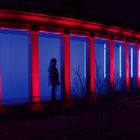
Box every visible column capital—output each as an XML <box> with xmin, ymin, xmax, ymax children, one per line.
<box><xmin>108</xmin><ymin>39</ymin><xmax>115</xmax><ymax>44</ymax></box>
<box><xmin>63</xmin><ymin>28</ymin><xmax>71</xmax><ymax>35</ymax></box>
<box><xmin>108</xmin><ymin>33</ymin><xmax>116</xmax><ymax>41</ymax></box>
<box><xmin>87</xmin><ymin>36</ymin><xmax>95</xmax><ymax>41</ymax></box>
<box><xmin>30</xmin><ymin>24</ymin><xmax>39</xmax><ymax>32</ymax></box>
<box><xmin>136</xmin><ymin>40</ymin><xmax>140</xmax><ymax>46</ymax></box>
<box><xmin>137</xmin><ymin>44</ymin><xmax>140</xmax><ymax>48</ymax></box>
<box><xmin>63</xmin><ymin>34</ymin><xmax>70</xmax><ymax>38</ymax></box>
<box><xmin>85</xmin><ymin>32</ymin><xmax>95</xmax><ymax>41</ymax></box>
<box><xmin>71</xmin><ymin>29</ymin><xmax>89</xmax><ymax>37</ymax></box>
<box><xmin>89</xmin><ymin>32</ymin><xmax>95</xmax><ymax>37</ymax></box>
<box><xmin>31</xmin><ymin>30</ymin><xmax>39</xmax><ymax>35</ymax></box>
<box><xmin>122</xmin><ymin>41</ymin><xmax>129</xmax><ymax>46</ymax></box>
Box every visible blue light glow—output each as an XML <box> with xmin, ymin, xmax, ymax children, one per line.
<box><xmin>104</xmin><ymin>43</ymin><xmax>106</xmax><ymax>78</ymax></box>
<box><xmin>70</xmin><ymin>36</ymin><xmax>86</xmax><ymax>95</ymax></box>
<box><xmin>0</xmin><ymin>30</ymin><xmax>29</xmax><ymax>105</ymax></box>
<box><xmin>119</xmin><ymin>45</ymin><xmax>122</xmax><ymax>78</ymax></box>
<box><xmin>39</xmin><ymin>33</ymin><xmax>61</xmax><ymax>101</ymax></box>
<box><xmin>84</xmin><ymin>42</ymin><xmax>86</xmax><ymax>79</ymax></box>
<box><xmin>139</xmin><ymin>50</ymin><xmax>140</xmax><ymax>78</ymax></box>
<box><xmin>131</xmin><ymin>48</ymin><xmax>133</xmax><ymax>78</ymax></box>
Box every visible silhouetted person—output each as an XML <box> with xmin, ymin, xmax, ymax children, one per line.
<box><xmin>48</xmin><ymin>58</ymin><xmax>60</xmax><ymax>101</ymax></box>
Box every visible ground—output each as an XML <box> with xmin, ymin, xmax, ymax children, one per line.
<box><xmin>0</xmin><ymin>95</ymin><xmax>140</xmax><ymax>140</ymax></box>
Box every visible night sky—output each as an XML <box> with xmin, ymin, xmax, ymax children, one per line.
<box><xmin>0</xmin><ymin>0</ymin><xmax>140</xmax><ymax>31</ymax></box>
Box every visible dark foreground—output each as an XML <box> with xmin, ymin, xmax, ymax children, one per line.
<box><xmin>0</xmin><ymin>95</ymin><xmax>140</xmax><ymax>140</ymax></box>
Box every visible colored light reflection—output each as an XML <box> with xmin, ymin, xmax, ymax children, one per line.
<box><xmin>119</xmin><ymin>45</ymin><xmax>122</xmax><ymax>78</ymax></box>
<box><xmin>131</xmin><ymin>48</ymin><xmax>133</xmax><ymax>78</ymax></box>
<box><xmin>139</xmin><ymin>50</ymin><xmax>140</xmax><ymax>78</ymax></box>
<box><xmin>84</xmin><ymin>42</ymin><xmax>86</xmax><ymax>79</ymax></box>
<box><xmin>31</xmin><ymin>32</ymin><xmax>40</xmax><ymax>102</ymax></box>
<box><xmin>104</xmin><ymin>43</ymin><xmax>106</xmax><ymax>78</ymax></box>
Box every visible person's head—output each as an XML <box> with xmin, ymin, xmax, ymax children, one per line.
<box><xmin>50</xmin><ymin>58</ymin><xmax>57</xmax><ymax>66</ymax></box>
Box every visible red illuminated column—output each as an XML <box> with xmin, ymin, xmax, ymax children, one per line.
<box><xmin>125</xmin><ymin>42</ymin><xmax>130</xmax><ymax>91</ymax></box>
<box><xmin>31</xmin><ymin>31</ymin><xmax>40</xmax><ymax>103</ymax></box>
<box><xmin>137</xmin><ymin>44</ymin><xmax>140</xmax><ymax>90</ymax></box>
<box><xmin>89</xmin><ymin>37</ymin><xmax>96</xmax><ymax>95</ymax></box>
<box><xmin>109</xmin><ymin>40</ymin><xmax>114</xmax><ymax>91</ymax></box>
<box><xmin>0</xmin><ymin>68</ymin><xmax>2</xmax><ymax>105</ymax></box>
<box><xmin>62</xmin><ymin>34</ymin><xmax>71</xmax><ymax>101</ymax></box>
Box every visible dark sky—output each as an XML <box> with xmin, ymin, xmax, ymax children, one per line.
<box><xmin>0</xmin><ymin>0</ymin><xmax>140</xmax><ymax>31</ymax></box>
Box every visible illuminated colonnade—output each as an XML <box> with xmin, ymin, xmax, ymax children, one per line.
<box><xmin>0</xmin><ymin>10</ymin><xmax>140</xmax><ymax>104</ymax></box>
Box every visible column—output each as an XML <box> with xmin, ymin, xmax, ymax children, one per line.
<box><xmin>88</xmin><ymin>37</ymin><xmax>96</xmax><ymax>96</ymax></box>
<box><xmin>109</xmin><ymin>40</ymin><xmax>115</xmax><ymax>91</ymax></box>
<box><xmin>61</xmin><ymin>34</ymin><xmax>71</xmax><ymax>101</ymax></box>
<box><xmin>31</xmin><ymin>31</ymin><xmax>40</xmax><ymax>103</ymax></box>
<box><xmin>138</xmin><ymin>44</ymin><xmax>140</xmax><ymax>90</ymax></box>
<box><xmin>0</xmin><ymin>67</ymin><xmax>2</xmax><ymax>105</ymax></box>
<box><xmin>125</xmin><ymin>42</ymin><xmax>130</xmax><ymax>91</ymax></box>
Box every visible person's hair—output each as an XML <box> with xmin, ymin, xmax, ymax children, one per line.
<box><xmin>48</xmin><ymin>58</ymin><xmax>57</xmax><ymax>72</ymax></box>
<box><xmin>50</xmin><ymin>58</ymin><xmax>57</xmax><ymax>64</ymax></box>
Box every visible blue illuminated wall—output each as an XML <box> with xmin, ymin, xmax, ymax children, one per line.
<box><xmin>70</xmin><ymin>36</ymin><xmax>86</xmax><ymax>98</ymax></box>
<box><xmin>0</xmin><ymin>30</ymin><xmax>29</xmax><ymax>105</ymax></box>
<box><xmin>0</xmin><ymin>29</ymin><xmax>139</xmax><ymax>106</ymax></box>
<box><xmin>39</xmin><ymin>33</ymin><xmax>61</xmax><ymax>101</ymax></box>
<box><xmin>94</xmin><ymin>39</ymin><xmax>108</xmax><ymax>95</ymax></box>
<box><xmin>129</xmin><ymin>44</ymin><xmax>138</xmax><ymax>90</ymax></box>
<box><xmin>133</xmin><ymin>46</ymin><xmax>138</xmax><ymax>90</ymax></box>
<box><xmin>121</xmin><ymin>44</ymin><xmax>126</xmax><ymax>91</ymax></box>
<box><xmin>114</xmin><ymin>42</ymin><xmax>122</xmax><ymax>91</ymax></box>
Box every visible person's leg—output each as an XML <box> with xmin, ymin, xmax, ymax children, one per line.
<box><xmin>52</xmin><ymin>86</ymin><xmax>56</xmax><ymax>101</ymax></box>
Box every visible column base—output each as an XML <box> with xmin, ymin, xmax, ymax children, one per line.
<box><xmin>89</xmin><ymin>94</ymin><xmax>97</xmax><ymax>104</ymax></box>
<box><xmin>62</xmin><ymin>94</ymin><xmax>73</xmax><ymax>108</ymax></box>
<box><xmin>30</xmin><ymin>103</ymin><xmax>44</xmax><ymax>112</ymax></box>
<box><xmin>32</xmin><ymin>96</ymin><xmax>41</xmax><ymax>103</ymax></box>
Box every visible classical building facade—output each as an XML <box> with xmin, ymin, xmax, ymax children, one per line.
<box><xmin>0</xmin><ymin>10</ymin><xmax>140</xmax><ymax>105</ymax></box>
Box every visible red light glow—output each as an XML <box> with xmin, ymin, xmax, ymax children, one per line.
<box><xmin>0</xmin><ymin>9</ymin><xmax>140</xmax><ymax>40</ymax></box>
<box><xmin>0</xmin><ymin>68</ymin><xmax>2</xmax><ymax>105</ymax></box>
<box><xmin>138</xmin><ymin>45</ymin><xmax>140</xmax><ymax>90</ymax></box>
<box><xmin>63</xmin><ymin>34</ymin><xmax>71</xmax><ymax>100</ymax></box>
<box><xmin>109</xmin><ymin>40</ymin><xmax>114</xmax><ymax>90</ymax></box>
<box><xmin>89</xmin><ymin>37</ymin><xmax>96</xmax><ymax>94</ymax></box>
<box><xmin>125</xmin><ymin>43</ymin><xmax>130</xmax><ymax>91</ymax></box>
<box><xmin>31</xmin><ymin>31</ymin><xmax>40</xmax><ymax>102</ymax></box>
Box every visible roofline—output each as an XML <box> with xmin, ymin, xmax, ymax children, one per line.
<box><xmin>0</xmin><ymin>9</ymin><xmax>140</xmax><ymax>40</ymax></box>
